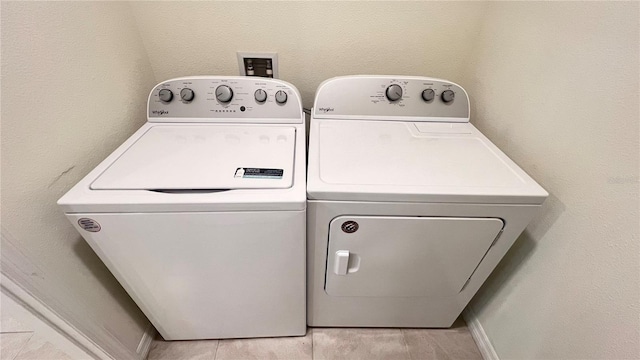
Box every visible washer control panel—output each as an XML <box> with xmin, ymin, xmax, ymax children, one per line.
<box><xmin>148</xmin><ymin>76</ymin><xmax>302</xmax><ymax>123</ymax></box>
<box><xmin>313</xmin><ymin>76</ymin><xmax>469</xmax><ymax>122</ymax></box>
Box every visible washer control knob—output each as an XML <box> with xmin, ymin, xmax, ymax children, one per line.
<box><xmin>215</xmin><ymin>85</ymin><xmax>233</xmax><ymax>103</ymax></box>
<box><xmin>421</xmin><ymin>89</ymin><xmax>435</xmax><ymax>102</ymax></box>
<box><xmin>158</xmin><ymin>89</ymin><xmax>173</xmax><ymax>102</ymax></box>
<box><xmin>385</xmin><ymin>84</ymin><xmax>403</xmax><ymax>101</ymax></box>
<box><xmin>180</xmin><ymin>88</ymin><xmax>195</xmax><ymax>102</ymax></box>
<box><xmin>275</xmin><ymin>90</ymin><xmax>288</xmax><ymax>104</ymax></box>
<box><xmin>254</xmin><ymin>89</ymin><xmax>267</xmax><ymax>103</ymax></box>
<box><xmin>441</xmin><ymin>90</ymin><xmax>455</xmax><ymax>103</ymax></box>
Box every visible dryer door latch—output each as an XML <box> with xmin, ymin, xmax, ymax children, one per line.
<box><xmin>334</xmin><ymin>250</ymin><xmax>350</xmax><ymax>275</ymax></box>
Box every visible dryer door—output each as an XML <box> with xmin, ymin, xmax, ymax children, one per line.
<box><xmin>325</xmin><ymin>216</ymin><xmax>504</xmax><ymax>297</ymax></box>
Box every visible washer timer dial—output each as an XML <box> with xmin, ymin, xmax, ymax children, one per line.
<box><xmin>385</xmin><ymin>84</ymin><xmax>403</xmax><ymax>101</ymax></box>
<box><xmin>215</xmin><ymin>85</ymin><xmax>233</xmax><ymax>103</ymax></box>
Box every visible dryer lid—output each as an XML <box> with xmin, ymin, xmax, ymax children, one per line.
<box><xmin>308</xmin><ymin>120</ymin><xmax>548</xmax><ymax>204</ymax></box>
<box><xmin>91</xmin><ymin>125</ymin><xmax>296</xmax><ymax>190</ymax></box>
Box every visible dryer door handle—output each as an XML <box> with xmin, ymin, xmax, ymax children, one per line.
<box><xmin>334</xmin><ymin>250</ymin><xmax>350</xmax><ymax>276</ymax></box>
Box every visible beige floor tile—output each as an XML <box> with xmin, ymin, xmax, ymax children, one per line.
<box><xmin>148</xmin><ymin>339</ymin><xmax>219</xmax><ymax>360</ymax></box>
<box><xmin>0</xmin><ymin>333</ymin><xmax>33</xmax><ymax>360</ymax></box>
<box><xmin>0</xmin><ymin>316</ymin><xmax>28</xmax><ymax>335</ymax></box>
<box><xmin>0</xmin><ymin>292</ymin><xmax>89</xmax><ymax>359</ymax></box>
<box><xmin>13</xmin><ymin>338</ymin><xmax>76</xmax><ymax>360</ymax></box>
<box><xmin>0</xmin><ymin>292</ymin><xmax>32</xmax><ymax>334</ymax></box>
<box><xmin>215</xmin><ymin>330</ymin><xmax>312</xmax><ymax>360</ymax></box>
<box><xmin>402</xmin><ymin>329</ymin><xmax>482</xmax><ymax>360</ymax></box>
<box><xmin>313</xmin><ymin>328</ymin><xmax>410</xmax><ymax>360</ymax></box>
<box><xmin>402</xmin><ymin>330</ymin><xmax>450</xmax><ymax>360</ymax></box>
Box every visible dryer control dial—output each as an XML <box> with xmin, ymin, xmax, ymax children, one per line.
<box><xmin>441</xmin><ymin>90</ymin><xmax>455</xmax><ymax>103</ymax></box>
<box><xmin>421</xmin><ymin>89</ymin><xmax>435</xmax><ymax>102</ymax></box>
<box><xmin>158</xmin><ymin>89</ymin><xmax>173</xmax><ymax>102</ymax></box>
<box><xmin>215</xmin><ymin>85</ymin><xmax>233</xmax><ymax>103</ymax></box>
<box><xmin>385</xmin><ymin>84</ymin><xmax>403</xmax><ymax>101</ymax></box>
<box><xmin>180</xmin><ymin>88</ymin><xmax>195</xmax><ymax>102</ymax></box>
<box><xmin>275</xmin><ymin>90</ymin><xmax>288</xmax><ymax>104</ymax></box>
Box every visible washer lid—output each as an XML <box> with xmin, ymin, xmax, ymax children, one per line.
<box><xmin>91</xmin><ymin>125</ymin><xmax>296</xmax><ymax>190</ymax></box>
<box><xmin>308</xmin><ymin>120</ymin><xmax>548</xmax><ymax>204</ymax></box>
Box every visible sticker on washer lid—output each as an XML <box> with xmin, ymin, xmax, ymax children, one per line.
<box><xmin>234</xmin><ymin>167</ymin><xmax>283</xmax><ymax>179</ymax></box>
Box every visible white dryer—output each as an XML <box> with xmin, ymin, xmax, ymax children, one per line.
<box><xmin>59</xmin><ymin>76</ymin><xmax>306</xmax><ymax>340</ymax></box>
<box><xmin>307</xmin><ymin>75</ymin><xmax>547</xmax><ymax>327</ymax></box>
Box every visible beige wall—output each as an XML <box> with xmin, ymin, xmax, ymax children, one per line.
<box><xmin>1</xmin><ymin>2</ymin><xmax>156</xmax><ymax>359</ymax></box>
<box><xmin>464</xmin><ymin>2</ymin><xmax>639</xmax><ymax>359</ymax></box>
<box><xmin>130</xmin><ymin>1</ymin><xmax>488</xmax><ymax>107</ymax></box>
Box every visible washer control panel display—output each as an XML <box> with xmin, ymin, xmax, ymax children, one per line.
<box><xmin>148</xmin><ymin>77</ymin><xmax>302</xmax><ymax>123</ymax></box>
<box><xmin>313</xmin><ymin>76</ymin><xmax>469</xmax><ymax>121</ymax></box>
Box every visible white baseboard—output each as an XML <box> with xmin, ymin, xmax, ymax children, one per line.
<box><xmin>463</xmin><ymin>306</ymin><xmax>499</xmax><ymax>360</ymax></box>
<box><xmin>0</xmin><ymin>273</ymin><xmax>113</xmax><ymax>360</ymax></box>
<box><xmin>136</xmin><ymin>323</ymin><xmax>156</xmax><ymax>359</ymax></box>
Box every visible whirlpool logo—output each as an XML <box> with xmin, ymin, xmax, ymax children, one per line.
<box><xmin>318</xmin><ymin>107</ymin><xmax>334</xmax><ymax>113</ymax></box>
<box><xmin>152</xmin><ymin>110</ymin><xmax>169</xmax><ymax>115</ymax></box>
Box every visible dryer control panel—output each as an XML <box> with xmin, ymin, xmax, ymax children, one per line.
<box><xmin>148</xmin><ymin>76</ymin><xmax>303</xmax><ymax>123</ymax></box>
<box><xmin>313</xmin><ymin>76</ymin><xmax>469</xmax><ymax>122</ymax></box>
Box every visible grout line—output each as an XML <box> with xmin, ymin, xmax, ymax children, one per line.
<box><xmin>0</xmin><ymin>331</ymin><xmax>35</xmax><ymax>334</ymax></box>
<box><xmin>309</xmin><ymin>327</ymin><xmax>313</xmax><ymax>360</ymax></box>
<box><xmin>11</xmin><ymin>332</ymin><xmax>34</xmax><ymax>360</ymax></box>
<box><xmin>213</xmin><ymin>338</ymin><xmax>220</xmax><ymax>360</ymax></box>
<box><xmin>399</xmin><ymin>329</ymin><xmax>413</xmax><ymax>360</ymax></box>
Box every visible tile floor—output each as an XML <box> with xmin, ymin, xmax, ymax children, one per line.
<box><xmin>148</xmin><ymin>317</ymin><xmax>482</xmax><ymax>360</ymax></box>
<box><xmin>0</xmin><ymin>290</ymin><xmax>89</xmax><ymax>360</ymax></box>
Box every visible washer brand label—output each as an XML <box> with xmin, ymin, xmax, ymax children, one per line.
<box><xmin>151</xmin><ymin>110</ymin><xmax>169</xmax><ymax>115</ymax></box>
<box><xmin>78</xmin><ymin>218</ymin><xmax>101</xmax><ymax>232</ymax></box>
<box><xmin>318</xmin><ymin>107</ymin><xmax>334</xmax><ymax>113</ymax></box>
<box><xmin>235</xmin><ymin>168</ymin><xmax>283</xmax><ymax>179</ymax></box>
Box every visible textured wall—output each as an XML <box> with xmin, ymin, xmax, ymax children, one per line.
<box><xmin>1</xmin><ymin>2</ymin><xmax>156</xmax><ymax>358</ymax></box>
<box><xmin>130</xmin><ymin>1</ymin><xmax>488</xmax><ymax>106</ymax></box>
<box><xmin>464</xmin><ymin>2</ymin><xmax>640</xmax><ymax>359</ymax></box>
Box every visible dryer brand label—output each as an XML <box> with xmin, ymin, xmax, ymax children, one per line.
<box><xmin>341</xmin><ymin>221</ymin><xmax>359</xmax><ymax>233</ymax></box>
<box><xmin>234</xmin><ymin>168</ymin><xmax>283</xmax><ymax>179</ymax></box>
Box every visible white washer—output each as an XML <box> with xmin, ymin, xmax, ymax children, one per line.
<box><xmin>307</xmin><ymin>75</ymin><xmax>548</xmax><ymax>327</ymax></box>
<box><xmin>58</xmin><ymin>76</ymin><xmax>306</xmax><ymax>340</ymax></box>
